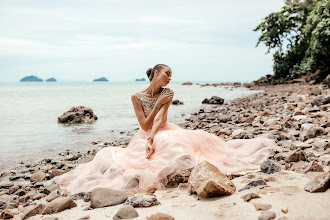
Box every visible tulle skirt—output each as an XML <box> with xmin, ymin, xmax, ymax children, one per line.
<box><xmin>57</xmin><ymin>122</ymin><xmax>277</xmax><ymax>195</ymax></box>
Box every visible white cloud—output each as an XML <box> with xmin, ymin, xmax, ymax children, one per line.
<box><xmin>0</xmin><ymin>0</ymin><xmax>284</xmax><ymax>82</ymax></box>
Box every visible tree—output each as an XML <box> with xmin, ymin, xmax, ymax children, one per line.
<box><xmin>254</xmin><ymin>0</ymin><xmax>330</xmax><ymax>79</ymax></box>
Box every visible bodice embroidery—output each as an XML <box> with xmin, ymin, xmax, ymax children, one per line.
<box><xmin>134</xmin><ymin>88</ymin><xmax>170</xmax><ymax>129</ymax></box>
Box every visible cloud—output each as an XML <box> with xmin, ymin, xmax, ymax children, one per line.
<box><xmin>0</xmin><ymin>0</ymin><xmax>284</xmax><ymax>82</ymax></box>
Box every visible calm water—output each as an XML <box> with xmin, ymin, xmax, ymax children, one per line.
<box><xmin>0</xmin><ymin>82</ymin><xmax>259</xmax><ymax>169</ymax></box>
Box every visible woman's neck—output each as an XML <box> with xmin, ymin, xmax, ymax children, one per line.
<box><xmin>144</xmin><ymin>81</ymin><xmax>162</xmax><ymax>97</ymax></box>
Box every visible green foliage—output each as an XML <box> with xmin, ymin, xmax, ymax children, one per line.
<box><xmin>254</xmin><ymin>0</ymin><xmax>330</xmax><ymax>78</ymax></box>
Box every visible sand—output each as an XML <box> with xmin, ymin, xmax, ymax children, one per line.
<box><xmin>25</xmin><ymin>170</ymin><xmax>330</xmax><ymax>220</ymax></box>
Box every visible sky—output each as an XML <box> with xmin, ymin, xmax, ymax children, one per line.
<box><xmin>0</xmin><ymin>0</ymin><xmax>285</xmax><ymax>82</ymax></box>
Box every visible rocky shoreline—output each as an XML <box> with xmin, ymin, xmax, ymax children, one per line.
<box><xmin>0</xmin><ymin>83</ymin><xmax>329</xmax><ymax>219</ymax></box>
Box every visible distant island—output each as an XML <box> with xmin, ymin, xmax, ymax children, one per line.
<box><xmin>46</xmin><ymin>77</ymin><xmax>56</xmax><ymax>82</ymax></box>
<box><xmin>93</xmin><ymin>77</ymin><xmax>109</xmax><ymax>82</ymax></box>
<box><xmin>136</xmin><ymin>78</ymin><xmax>146</xmax><ymax>82</ymax></box>
<box><xmin>19</xmin><ymin>75</ymin><xmax>43</xmax><ymax>82</ymax></box>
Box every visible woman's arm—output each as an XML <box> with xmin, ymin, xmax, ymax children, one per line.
<box><xmin>146</xmin><ymin>91</ymin><xmax>173</xmax><ymax>159</ymax></box>
<box><xmin>149</xmin><ymin>98</ymin><xmax>172</xmax><ymax>139</ymax></box>
<box><xmin>131</xmin><ymin>95</ymin><xmax>160</xmax><ymax>131</ymax></box>
<box><xmin>131</xmin><ymin>90</ymin><xmax>173</xmax><ymax>131</ymax></box>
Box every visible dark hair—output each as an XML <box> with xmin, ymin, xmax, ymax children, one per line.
<box><xmin>146</xmin><ymin>64</ymin><xmax>169</xmax><ymax>81</ymax></box>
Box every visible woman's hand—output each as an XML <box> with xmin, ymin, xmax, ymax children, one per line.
<box><xmin>156</xmin><ymin>91</ymin><xmax>174</xmax><ymax>106</ymax></box>
<box><xmin>145</xmin><ymin>139</ymin><xmax>155</xmax><ymax>159</ymax></box>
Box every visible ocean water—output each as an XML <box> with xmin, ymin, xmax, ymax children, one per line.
<box><xmin>0</xmin><ymin>82</ymin><xmax>259</xmax><ymax>169</ymax></box>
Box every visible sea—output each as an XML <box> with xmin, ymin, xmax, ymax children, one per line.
<box><xmin>0</xmin><ymin>82</ymin><xmax>260</xmax><ymax>170</ymax></box>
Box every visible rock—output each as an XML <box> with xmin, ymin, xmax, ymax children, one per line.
<box><xmin>172</xmin><ymin>99</ymin><xmax>184</xmax><ymax>105</ymax></box>
<box><xmin>8</xmin><ymin>185</ymin><xmax>19</xmax><ymax>194</ymax></box>
<box><xmin>267</xmin><ymin>124</ymin><xmax>282</xmax><ymax>131</ymax></box>
<box><xmin>263</xmin><ymin>118</ymin><xmax>280</xmax><ymax>127</ymax></box>
<box><xmin>314</xmin><ymin>140</ymin><xmax>330</xmax><ymax>150</ymax></box>
<box><xmin>304</xmin><ymin>172</ymin><xmax>330</xmax><ymax>193</ymax></box>
<box><xmin>258</xmin><ymin>211</ymin><xmax>276</xmax><ymax>220</ymax></box>
<box><xmin>58</xmin><ymin>106</ymin><xmax>98</xmax><ymax>124</ymax></box>
<box><xmin>166</xmin><ymin>169</ymin><xmax>192</xmax><ymax>188</ymax></box>
<box><xmin>70</xmin><ymin>192</ymin><xmax>87</xmax><ymax>200</ymax></box>
<box><xmin>42</xmin><ymin>217</ymin><xmax>59</xmax><ymax>220</ymax></box>
<box><xmin>281</xmin><ymin>207</ymin><xmax>289</xmax><ymax>214</ymax></box>
<box><xmin>9</xmin><ymin>176</ymin><xmax>22</xmax><ymax>181</ymax></box>
<box><xmin>19</xmin><ymin>75</ymin><xmax>43</xmax><ymax>82</ymax></box>
<box><xmin>300</xmin><ymin>124</ymin><xmax>324</xmax><ymax>142</ymax></box>
<box><xmin>232</xmin><ymin>129</ymin><xmax>247</xmax><ymax>139</ymax></box>
<box><xmin>0</xmin><ymin>209</ymin><xmax>15</xmax><ymax>219</ymax></box>
<box><xmin>78</xmin><ymin>215</ymin><xmax>90</xmax><ymax>220</ymax></box>
<box><xmin>241</xmin><ymin>193</ymin><xmax>261</xmax><ymax>202</ymax></box>
<box><xmin>31</xmin><ymin>171</ymin><xmax>46</xmax><ymax>182</ymax></box>
<box><xmin>188</xmin><ymin>161</ymin><xmax>236</xmax><ymax>197</ymax></box>
<box><xmin>238</xmin><ymin>179</ymin><xmax>267</xmax><ymax>192</ymax></box>
<box><xmin>147</xmin><ymin>213</ymin><xmax>175</xmax><ymax>220</ymax></box>
<box><xmin>14</xmin><ymin>189</ymin><xmax>26</xmax><ymax>196</ymax></box>
<box><xmin>45</xmin><ymin>190</ymin><xmax>61</xmax><ymax>202</ymax></box>
<box><xmin>0</xmin><ymin>182</ymin><xmax>14</xmax><ymax>189</ymax></box>
<box><xmin>233</xmin><ymin>129</ymin><xmax>253</xmax><ymax>139</ymax></box>
<box><xmin>84</xmin><ymin>192</ymin><xmax>92</xmax><ymax>202</ymax></box>
<box><xmin>260</xmin><ymin>160</ymin><xmax>281</xmax><ymax>174</ymax></box>
<box><xmin>49</xmin><ymin>169</ymin><xmax>69</xmax><ymax>178</ymax></box>
<box><xmin>91</xmin><ymin>188</ymin><xmax>127</xmax><ymax>208</ymax></box>
<box><xmin>323</xmin><ymin>74</ymin><xmax>330</xmax><ymax>87</ymax></box>
<box><xmin>113</xmin><ymin>205</ymin><xmax>138</xmax><ymax>220</ymax></box>
<box><xmin>290</xmin><ymin>161</ymin><xmax>324</xmax><ymax>174</ymax></box>
<box><xmin>292</xmin><ymin>141</ymin><xmax>312</xmax><ymax>150</ymax></box>
<box><xmin>21</xmin><ymin>204</ymin><xmax>44</xmax><ymax>220</ymax></box>
<box><xmin>69</xmin><ymin>153</ymin><xmax>82</xmax><ymax>161</ymax></box>
<box><xmin>253</xmin><ymin>203</ymin><xmax>272</xmax><ymax>211</ymax></box>
<box><xmin>124</xmin><ymin>195</ymin><xmax>160</xmax><ymax>207</ymax></box>
<box><xmin>42</xmin><ymin>196</ymin><xmax>77</xmax><ymax>214</ymax></box>
<box><xmin>93</xmin><ymin>77</ymin><xmax>109</xmax><ymax>82</ymax></box>
<box><xmin>182</xmin><ymin>82</ymin><xmax>193</xmax><ymax>85</ymax></box>
<box><xmin>311</xmin><ymin>95</ymin><xmax>330</xmax><ymax>106</ymax></box>
<box><xmin>202</xmin><ymin>96</ymin><xmax>224</xmax><ymax>105</ymax></box>
<box><xmin>285</xmin><ymin>149</ymin><xmax>308</xmax><ymax>163</ymax></box>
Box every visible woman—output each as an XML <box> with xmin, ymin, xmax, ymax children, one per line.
<box><xmin>58</xmin><ymin>64</ymin><xmax>277</xmax><ymax>195</ymax></box>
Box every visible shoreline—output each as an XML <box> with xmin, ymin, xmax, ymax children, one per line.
<box><xmin>0</xmin><ymin>84</ymin><xmax>259</xmax><ymax>172</ymax></box>
<box><xmin>1</xmin><ymin>83</ymin><xmax>329</xmax><ymax>219</ymax></box>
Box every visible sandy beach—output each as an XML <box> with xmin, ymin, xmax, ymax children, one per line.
<box><xmin>1</xmin><ymin>82</ymin><xmax>329</xmax><ymax>220</ymax></box>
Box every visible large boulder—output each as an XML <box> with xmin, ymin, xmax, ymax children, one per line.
<box><xmin>202</xmin><ymin>96</ymin><xmax>224</xmax><ymax>105</ymax></box>
<box><xmin>58</xmin><ymin>106</ymin><xmax>98</xmax><ymax>124</ymax></box>
<box><xmin>91</xmin><ymin>188</ymin><xmax>127</xmax><ymax>208</ymax></box>
<box><xmin>188</xmin><ymin>161</ymin><xmax>236</xmax><ymax>197</ymax></box>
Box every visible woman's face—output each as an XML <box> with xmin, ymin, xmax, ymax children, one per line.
<box><xmin>156</xmin><ymin>67</ymin><xmax>172</xmax><ymax>86</ymax></box>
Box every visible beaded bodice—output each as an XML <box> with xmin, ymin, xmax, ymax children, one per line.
<box><xmin>134</xmin><ymin>88</ymin><xmax>170</xmax><ymax>128</ymax></box>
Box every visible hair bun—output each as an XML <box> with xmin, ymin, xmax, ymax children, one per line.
<box><xmin>146</xmin><ymin>68</ymin><xmax>152</xmax><ymax>77</ymax></box>
<box><xmin>146</xmin><ymin>68</ymin><xmax>154</xmax><ymax>81</ymax></box>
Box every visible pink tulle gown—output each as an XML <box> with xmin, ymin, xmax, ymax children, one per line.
<box><xmin>58</xmin><ymin>88</ymin><xmax>278</xmax><ymax>195</ymax></box>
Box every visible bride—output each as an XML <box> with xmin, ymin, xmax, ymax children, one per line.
<box><xmin>58</xmin><ymin>64</ymin><xmax>277</xmax><ymax>195</ymax></box>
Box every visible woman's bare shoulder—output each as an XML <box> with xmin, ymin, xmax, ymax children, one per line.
<box><xmin>131</xmin><ymin>92</ymin><xmax>141</xmax><ymax>102</ymax></box>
